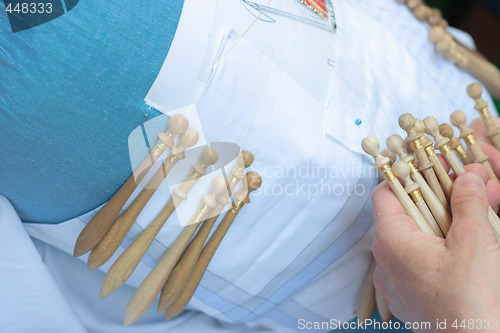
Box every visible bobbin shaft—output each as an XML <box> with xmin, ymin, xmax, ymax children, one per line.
<box><xmin>380</xmin><ymin>164</ymin><xmax>435</xmax><ymax>235</ymax></box>
<box><xmin>87</xmin><ymin>156</ymin><xmax>181</xmax><ymax>270</ymax></box>
<box><xmin>411</xmin><ymin>140</ymin><xmax>449</xmax><ymax>208</ymax></box>
<box><xmin>74</xmin><ymin>140</ymin><xmax>169</xmax><ymax>257</ymax></box>
<box><xmin>464</xmin><ymin>134</ymin><xmax>498</xmax><ymax>181</ymax></box>
<box><xmin>98</xmin><ymin>150</ymin><xmax>218</xmax><ymax>298</ymax></box>
<box><xmin>408</xmin><ymin>162</ymin><xmax>451</xmax><ymax>235</ymax></box>
<box><xmin>163</xmin><ymin>191</ymin><xmax>253</xmax><ymax>320</ymax></box>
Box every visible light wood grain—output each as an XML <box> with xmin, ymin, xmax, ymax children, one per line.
<box><xmin>87</xmin><ymin>128</ymin><xmax>199</xmax><ymax>270</ymax></box>
<box><xmin>163</xmin><ymin>173</ymin><xmax>262</xmax><ymax>320</ymax></box>
<box><xmin>73</xmin><ymin>115</ymin><xmax>189</xmax><ymax>257</ymax></box>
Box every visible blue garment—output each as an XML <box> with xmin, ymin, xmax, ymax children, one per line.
<box><xmin>0</xmin><ymin>0</ymin><xmax>183</xmax><ymax>223</ymax></box>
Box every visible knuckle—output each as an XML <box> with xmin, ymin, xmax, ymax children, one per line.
<box><xmin>452</xmin><ymin>188</ymin><xmax>487</xmax><ymax>212</ymax></box>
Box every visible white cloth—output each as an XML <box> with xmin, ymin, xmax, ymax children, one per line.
<box><xmin>3</xmin><ymin>0</ymin><xmax>498</xmax><ymax>332</ymax></box>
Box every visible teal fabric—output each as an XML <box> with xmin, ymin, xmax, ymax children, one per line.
<box><xmin>0</xmin><ymin>0</ymin><xmax>183</xmax><ymax>223</ymax></box>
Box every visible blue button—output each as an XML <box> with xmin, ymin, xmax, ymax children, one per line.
<box><xmin>355</xmin><ymin>118</ymin><xmax>362</xmax><ymax>126</ymax></box>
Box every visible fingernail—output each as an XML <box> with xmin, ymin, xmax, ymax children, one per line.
<box><xmin>455</xmin><ymin>172</ymin><xmax>485</xmax><ymax>189</ymax></box>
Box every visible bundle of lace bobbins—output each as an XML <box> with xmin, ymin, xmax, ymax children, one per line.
<box><xmin>357</xmin><ymin>82</ymin><xmax>500</xmax><ymax>323</ymax></box>
<box><xmin>396</xmin><ymin>0</ymin><xmax>500</xmax><ymax>99</ymax></box>
<box><xmin>72</xmin><ymin>112</ymin><xmax>263</xmax><ymax>324</ymax></box>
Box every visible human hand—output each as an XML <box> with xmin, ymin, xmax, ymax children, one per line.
<box><xmin>470</xmin><ymin>117</ymin><xmax>500</xmax><ymax>177</ymax></box>
<box><xmin>372</xmin><ymin>171</ymin><xmax>500</xmax><ymax>332</ymax></box>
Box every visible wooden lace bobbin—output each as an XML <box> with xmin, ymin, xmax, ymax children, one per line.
<box><xmin>73</xmin><ymin>115</ymin><xmax>189</xmax><ymax>257</ymax></box>
<box><xmin>98</xmin><ymin>148</ymin><xmax>219</xmax><ymax>298</ymax></box>
<box><xmin>399</xmin><ymin>114</ymin><xmax>448</xmax><ymax>209</ymax></box>
<box><xmin>379</xmin><ymin>149</ymin><xmax>397</xmax><ymax>182</ymax></box>
<box><xmin>430</xmin><ymin>26</ymin><xmax>500</xmax><ymax>99</ymax></box>
<box><xmin>450</xmin><ymin>111</ymin><xmax>498</xmax><ymax>181</ymax></box>
<box><xmin>427</xmin><ymin>8</ymin><xmax>449</xmax><ymax>30</ymax></box>
<box><xmin>357</xmin><ymin>260</ymin><xmax>376</xmax><ymax>324</ymax></box>
<box><xmin>87</xmin><ymin>128</ymin><xmax>199</xmax><ymax>270</ymax></box>
<box><xmin>362</xmin><ymin>136</ymin><xmax>434</xmax><ymax>234</ymax></box>
<box><xmin>124</xmin><ymin>176</ymin><xmax>229</xmax><ymax>325</ymax></box>
<box><xmin>439</xmin><ymin>123</ymin><xmax>473</xmax><ymax>165</ymax></box>
<box><xmin>413</xmin><ymin>4</ymin><xmax>432</xmax><ymax>22</ymax></box>
<box><xmin>157</xmin><ymin>151</ymin><xmax>254</xmax><ymax>312</ymax></box>
<box><xmin>428</xmin><ymin>116</ymin><xmax>500</xmax><ymax>238</ymax></box>
<box><xmin>387</xmin><ymin>134</ymin><xmax>451</xmax><ymax>235</ymax></box>
<box><xmin>413</xmin><ymin>118</ymin><xmax>451</xmax><ymax>202</ymax></box>
<box><xmin>163</xmin><ymin>172</ymin><xmax>262</xmax><ymax>320</ymax></box>
<box><xmin>405</xmin><ymin>0</ymin><xmax>422</xmax><ymax>11</ymax></box>
<box><xmin>419</xmin><ymin>120</ymin><xmax>453</xmax><ymax>199</ymax></box>
<box><xmin>467</xmin><ymin>83</ymin><xmax>500</xmax><ymax>150</ymax></box>
<box><xmin>393</xmin><ymin>161</ymin><xmax>443</xmax><ymax>236</ymax></box>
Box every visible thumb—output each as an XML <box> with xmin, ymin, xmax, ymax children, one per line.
<box><xmin>447</xmin><ymin>172</ymin><xmax>496</xmax><ymax>247</ymax></box>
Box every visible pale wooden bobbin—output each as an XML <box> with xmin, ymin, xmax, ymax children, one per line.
<box><xmin>450</xmin><ymin>111</ymin><xmax>498</xmax><ymax>181</ymax></box>
<box><xmin>124</xmin><ymin>175</ymin><xmax>230</xmax><ymax>325</ymax></box>
<box><xmin>73</xmin><ymin>114</ymin><xmax>189</xmax><ymax>257</ymax></box>
<box><xmin>439</xmin><ymin>123</ymin><xmax>473</xmax><ymax>165</ymax></box>
<box><xmin>399</xmin><ymin>114</ymin><xmax>448</xmax><ymax>208</ymax></box>
<box><xmin>98</xmin><ymin>148</ymin><xmax>219</xmax><ymax>298</ymax></box>
<box><xmin>413</xmin><ymin>4</ymin><xmax>432</xmax><ymax>22</ymax></box>
<box><xmin>163</xmin><ymin>172</ymin><xmax>262</xmax><ymax>320</ymax></box>
<box><xmin>426</xmin><ymin>116</ymin><xmax>500</xmax><ymax>239</ymax></box>
<box><xmin>430</xmin><ymin>26</ymin><xmax>500</xmax><ymax>99</ymax></box>
<box><xmin>467</xmin><ymin>83</ymin><xmax>500</xmax><ymax>150</ymax></box>
<box><xmin>387</xmin><ymin>134</ymin><xmax>451</xmax><ymax>235</ymax></box>
<box><xmin>419</xmin><ymin>119</ymin><xmax>453</xmax><ymax>198</ymax></box>
<box><xmin>357</xmin><ymin>261</ymin><xmax>376</xmax><ymax>324</ymax></box>
<box><xmin>362</xmin><ymin>136</ymin><xmax>434</xmax><ymax>234</ymax></box>
<box><xmin>157</xmin><ymin>151</ymin><xmax>254</xmax><ymax>312</ymax></box>
<box><xmin>393</xmin><ymin>161</ymin><xmax>443</xmax><ymax>237</ymax></box>
<box><xmin>427</xmin><ymin>8</ymin><xmax>449</xmax><ymax>29</ymax></box>
<box><xmin>405</xmin><ymin>0</ymin><xmax>422</xmax><ymax>11</ymax></box>
<box><xmin>87</xmin><ymin>128</ymin><xmax>199</xmax><ymax>270</ymax></box>
<box><xmin>379</xmin><ymin>149</ymin><xmax>397</xmax><ymax>182</ymax></box>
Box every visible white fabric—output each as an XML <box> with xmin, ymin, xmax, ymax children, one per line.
<box><xmin>3</xmin><ymin>0</ymin><xmax>498</xmax><ymax>332</ymax></box>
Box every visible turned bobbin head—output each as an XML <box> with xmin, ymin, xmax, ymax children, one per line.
<box><xmin>362</xmin><ymin>136</ymin><xmax>390</xmax><ymax>169</ymax></box>
<box><xmin>393</xmin><ymin>161</ymin><xmax>419</xmax><ymax>193</ymax></box>
<box><xmin>406</xmin><ymin>0</ymin><xmax>422</xmax><ymax>10</ymax></box>
<box><xmin>413</xmin><ymin>5</ymin><xmax>432</xmax><ymax>21</ymax></box>
<box><xmin>201</xmin><ymin>148</ymin><xmax>219</xmax><ymax>166</ymax></box>
<box><xmin>429</xmin><ymin>26</ymin><xmax>446</xmax><ymax>43</ymax></box>
<box><xmin>414</xmin><ymin>119</ymin><xmax>426</xmax><ymax>135</ymax></box>
<box><xmin>168</xmin><ymin>114</ymin><xmax>189</xmax><ymax>135</ymax></box>
<box><xmin>408</xmin><ymin>116</ymin><xmax>425</xmax><ymax>143</ymax></box>
<box><xmin>423</xmin><ymin>116</ymin><xmax>449</xmax><ymax>148</ymax></box>
<box><xmin>199</xmin><ymin>176</ymin><xmax>228</xmax><ymax>212</ymax></box>
<box><xmin>387</xmin><ymin>134</ymin><xmax>413</xmax><ymax>163</ymax></box>
<box><xmin>467</xmin><ymin>83</ymin><xmax>488</xmax><ymax>111</ymax></box>
<box><xmin>246</xmin><ymin>171</ymin><xmax>262</xmax><ymax>192</ymax></box>
<box><xmin>439</xmin><ymin>123</ymin><xmax>461</xmax><ymax>148</ymax></box>
<box><xmin>158</xmin><ymin>114</ymin><xmax>189</xmax><ymax>146</ymax></box>
<box><xmin>240</xmin><ymin>150</ymin><xmax>255</xmax><ymax>168</ymax></box>
<box><xmin>236</xmin><ymin>172</ymin><xmax>262</xmax><ymax>204</ymax></box>
<box><xmin>434</xmin><ymin>33</ymin><xmax>454</xmax><ymax>57</ymax></box>
<box><xmin>381</xmin><ymin>149</ymin><xmax>397</xmax><ymax>164</ymax></box>
<box><xmin>450</xmin><ymin>110</ymin><xmax>473</xmax><ymax>138</ymax></box>
<box><xmin>398</xmin><ymin>113</ymin><xmax>415</xmax><ymax>134</ymax></box>
<box><xmin>192</xmin><ymin>148</ymin><xmax>219</xmax><ymax>175</ymax></box>
<box><xmin>439</xmin><ymin>123</ymin><xmax>455</xmax><ymax>140</ymax></box>
<box><xmin>428</xmin><ymin>8</ymin><xmax>448</xmax><ymax>29</ymax></box>
<box><xmin>171</xmin><ymin>128</ymin><xmax>199</xmax><ymax>155</ymax></box>
<box><xmin>212</xmin><ymin>175</ymin><xmax>229</xmax><ymax>196</ymax></box>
